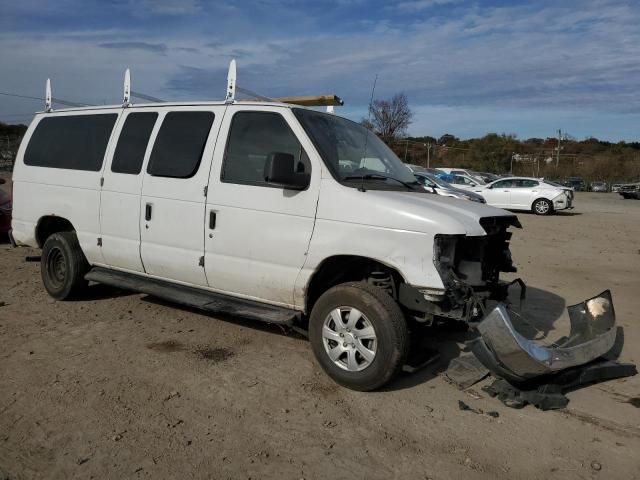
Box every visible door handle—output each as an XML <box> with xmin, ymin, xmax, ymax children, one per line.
<box><xmin>209</xmin><ymin>210</ymin><xmax>216</xmax><ymax>229</ymax></box>
<box><xmin>145</xmin><ymin>203</ymin><xmax>152</xmax><ymax>221</ymax></box>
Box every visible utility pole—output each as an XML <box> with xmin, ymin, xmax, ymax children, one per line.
<box><xmin>556</xmin><ymin>129</ymin><xmax>561</xmax><ymax>168</ymax></box>
<box><xmin>426</xmin><ymin>143</ymin><xmax>431</xmax><ymax>168</ymax></box>
<box><xmin>404</xmin><ymin>139</ymin><xmax>409</xmax><ymax>162</ymax></box>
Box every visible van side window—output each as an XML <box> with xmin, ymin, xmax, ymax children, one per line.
<box><xmin>111</xmin><ymin>112</ymin><xmax>158</xmax><ymax>174</ymax></box>
<box><xmin>222</xmin><ymin>112</ymin><xmax>310</xmax><ymax>186</ymax></box>
<box><xmin>24</xmin><ymin>114</ymin><xmax>117</xmax><ymax>171</ymax></box>
<box><xmin>147</xmin><ymin>111</ymin><xmax>214</xmax><ymax>178</ymax></box>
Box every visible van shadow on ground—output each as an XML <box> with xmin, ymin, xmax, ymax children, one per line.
<box><xmin>76</xmin><ymin>279</ymin><xmax>569</xmax><ymax>392</ymax></box>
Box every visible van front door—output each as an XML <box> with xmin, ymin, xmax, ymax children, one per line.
<box><xmin>101</xmin><ymin>109</ymin><xmax>158</xmax><ymax>273</ymax></box>
<box><xmin>139</xmin><ymin>107</ymin><xmax>222</xmax><ymax>286</ymax></box>
<box><xmin>204</xmin><ymin>106</ymin><xmax>320</xmax><ymax>308</ymax></box>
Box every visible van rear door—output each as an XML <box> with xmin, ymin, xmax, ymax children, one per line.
<box><xmin>139</xmin><ymin>106</ymin><xmax>223</xmax><ymax>286</ymax></box>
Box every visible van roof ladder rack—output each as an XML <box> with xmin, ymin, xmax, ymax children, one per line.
<box><xmin>123</xmin><ymin>68</ymin><xmax>131</xmax><ymax>107</ymax></box>
<box><xmin>45</xmin><ymin>78</ymin><xmax>52</xmax><ymax>112</ymax></box>
<box><xmin>226</xmin><ymin>59</ymin><xmax>342</xmax><ymax>112</ymax></box>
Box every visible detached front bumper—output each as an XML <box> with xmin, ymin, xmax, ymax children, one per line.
<box><xmin>471</xmin><ymin>290</ymin><xmax>617</xmax><ymax>383</ymax></box>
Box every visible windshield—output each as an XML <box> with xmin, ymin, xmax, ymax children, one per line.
<box><xmin>293</xmin><ymin>108</ymin><xmax>418</xmax><ymax>190</ymax></box>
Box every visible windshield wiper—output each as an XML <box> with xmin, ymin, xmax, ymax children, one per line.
<box><xmin>343</xmin><ymin>174</ymin><xmax>420</xmax><ymax>192</ymax></box>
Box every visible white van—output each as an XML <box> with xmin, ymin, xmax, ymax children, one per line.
<box><xmin>11</xmin><ymin>98</ymin><xmax>524</xmax><ymax>390</ymax></box>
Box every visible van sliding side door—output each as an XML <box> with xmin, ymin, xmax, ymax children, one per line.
<box><xmin>139</xmin><ymin>106</ymin><xmax>223</xmax><ymax>286</ymax></box>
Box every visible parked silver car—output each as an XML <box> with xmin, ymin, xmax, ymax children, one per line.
<box><xmin>590</xmin><ymin>181</ymin><xmax>608</xmax><ymax>192</ymax></box>
<box><xmin>414</xmin><ymin>172</ymin><xmax>486</xmax><ymax>203</ymax></box>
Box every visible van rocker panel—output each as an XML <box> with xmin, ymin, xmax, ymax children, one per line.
<box><xmin>85</xmin><ymin>267</ymin><xmax>297</xmax><ymax>325</ymax></box>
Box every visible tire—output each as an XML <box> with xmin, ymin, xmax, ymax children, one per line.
<box><xmin>532</xmin><ymin>198</ymin><xmax>553</xmax><ymax>215</ymax></box>
<box><xmin>41</xmin><ymin>232</ymin><xmax>89</xmax><ymax>300</ymax></box>
<box><xmin>308</xmin><ymin>282</ymin><xmax>409</xmax><ymax>391</ymax></box>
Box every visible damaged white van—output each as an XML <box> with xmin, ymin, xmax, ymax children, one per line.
<box><xmin>10</xmin><ymin>70</ymin><xmax>618</xmax><ymax>391</ymax></box>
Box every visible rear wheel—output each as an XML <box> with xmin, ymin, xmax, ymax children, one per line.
<box><xmin>532</xmin><ymin>198</ymin><xmax>553</xmax><ymax>215</ymax></box>
<box><xmin>41</xmin><ymin>232</ymin><xmax>89</xmax><ymax>300</ymax></box>
<box><xmin>309</xmin><ymin>282</ymin><xmax>409</xmax><ymax>391</ymax></box>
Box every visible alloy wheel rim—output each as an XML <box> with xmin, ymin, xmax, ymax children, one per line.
<box><xmin>536</xmin><ymin>201</ymin><xmax>549</xmax><ymax>214</ymax></box>
<box><xmin>322</xmin><ymin>307</ymin><xmax>377</xmax><ymax>372</ymax></box>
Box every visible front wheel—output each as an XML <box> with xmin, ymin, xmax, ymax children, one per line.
<box><xmin>41</xmin><ymin>232</ymin><xmax>89</xmax><ymax>300</ymax></box>
<box><xmin>309</xmin><ymin>282</ymin><xmax>409</xmax><ymax>391</ymax></box>
<box><xmin>532</xmin><ymin>198</ymin><xmax>553</xmax><ymax>215</ymax></box>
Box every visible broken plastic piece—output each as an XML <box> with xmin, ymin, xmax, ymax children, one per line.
<box><xmin>471</xmin><ymin>290</ymin><xmax>618</xmax><ymax>382</ymax></box>
<box><xmin>444</xmin><ymin>354</ymin><xmax>489</xmax><ymax>389</ymax></box>
<box><xmin>483</xmin><ymin>360</ymin><xmax>637</xmax><ymax>410</ymax></box>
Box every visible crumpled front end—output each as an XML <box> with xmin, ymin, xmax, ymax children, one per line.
<box><xmin>470</xmin><ymin>290</ymin><xmax>617</xmax><ymax>383</ymax></box>
<box><xmin>551</xmin><ymin>190</ymin><xmax>572</xmax><ymax>210</ymax></box>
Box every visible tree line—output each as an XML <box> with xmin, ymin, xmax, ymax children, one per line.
<box><xmin>362</xmin><ymin>95</ymin><xmax>640</xmax><ymax>183</ymax></box>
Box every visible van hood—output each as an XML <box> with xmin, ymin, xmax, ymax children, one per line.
<box><xmin>317</xmin><ymin>181</ymin><xmax>518</xmax><ymax>236</ymax></box>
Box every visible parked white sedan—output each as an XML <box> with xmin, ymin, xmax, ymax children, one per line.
<box><xmin>473</xmin><ymin>177</ymin><xmax>573</xmax><ymax>215</ymax></box>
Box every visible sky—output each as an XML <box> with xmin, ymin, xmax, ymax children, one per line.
<box><xmin>1</xmin><ymin>0</ymin><xmax>639</xmax><ymax>141</ymax></box>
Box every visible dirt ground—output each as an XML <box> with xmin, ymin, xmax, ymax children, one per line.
<box><xmin>1</xmin><ymin>192</ymin><xmax>639</xmax><ymax>480</ymax></box>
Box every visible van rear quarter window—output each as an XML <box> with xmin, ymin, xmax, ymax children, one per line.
<box><xmin>147</xmin><ymin>111</ymin><xmax>214</xmax><ymax>178</ymax></box>
<box><xmin>24</xmin><ymin>114</ymin><xmax>118</xmax><ymax>171</ymax></box>
<box><xmin>111</xmin><ymin>112</ymin><xmax>158</xmax><ymax>175</ymax></box>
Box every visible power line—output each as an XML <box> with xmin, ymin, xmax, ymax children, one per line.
<box><xmin>0</xmin><ymin>113</ymin><xmax>35</xmax><ymax>117</ymax></box>
<box><xmin>0</xmin><ymin>91</ymin><xmax>91</xmax><ymax>108</ymax></box>
<box><xmin>0</xmin><ymin>91</ymin><xmax>43</xmax><ymax>102</ymax></box>
<box><xmin>130</xmin><ymin>90</ymin><xmax>164</xmax><ymax>103</ymax></box>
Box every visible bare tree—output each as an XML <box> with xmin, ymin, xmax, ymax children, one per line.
<box><xmin>369</xmin><ymin>93</ymin><xmax>413</xmax><ymax>139</ymax></box>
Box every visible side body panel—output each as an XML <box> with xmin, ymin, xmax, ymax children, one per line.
<box><xmin>294</xmin><ymin>178</ymin><xmax>442</xmax><ymax>309</ymax></box>
<box><xmin>139</xmin><ymin>106</ymin><xmax>224</xmax><ymax>286</ymax></box>
<box><xmin>11</xmin><ymin>110</ymin><xmax>122</xmax><ymax>264</ymax></box>
<box><xmin>476</xmin><ymin>186</ymin><xmax>511</xmax><ymax>208</ymax></box>
<box><xmin>204</xmin><ymin>106</ymin><xmax>320</xmax><ymax>308</ymax></box>
<box><xmin>99</xmin><ymin>108</ymin><xmax>159</xmax><ymax>272</ymax></box>
<box><xmin>510</xmin><ymin>185</ymin><xmax>536</xmax><ymax>208</ymax></box>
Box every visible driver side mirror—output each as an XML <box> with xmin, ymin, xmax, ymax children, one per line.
<box><xmin>264</xmin><ymin>152</ymin><xmax>310</xmax><ymax>190</ymax></box>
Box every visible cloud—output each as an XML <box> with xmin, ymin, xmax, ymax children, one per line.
<box><xmin>394</xmin><ymin>0</ymin><xmax>460</xmax><ymax>12</ymax></box>
<box><xmin>99</xmin><ymin>42</ymin><xmax>168</xmax><ymax>54</ymax></box>
<box><xmin>134</xmin><ymin>0</ymin><xmax>202</xmax><ymax>16</ymax></box>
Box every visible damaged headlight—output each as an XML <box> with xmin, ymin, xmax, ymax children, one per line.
<box><xmin>433</xmin><ymin>234</ymin><xmax>459</xmax><ymax>270</ymax></box>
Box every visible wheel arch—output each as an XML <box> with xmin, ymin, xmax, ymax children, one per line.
<box><xmin>304</xmin><ymin>255</ymin><xmax>406</xmax><ymax>315</ymax></box>
<box><xmin>36</xmin><ymin>215</ymin><xmax>75</xmax><ymax>248</ymax></box>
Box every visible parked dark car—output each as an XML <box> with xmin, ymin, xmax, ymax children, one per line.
<box><xmin>565</xmin><ymin>177</ymin><xmax>586</xmax><ymax>191</ymax></box>
<box><xmin>0</xmin><ymin>188</ymin><xmax>12</xmax><ymax>236</ymax></box>
<box><xmin>619</xmin><ymin>183</ymin><xmax>640</xmax><ymax>199</ymax></box>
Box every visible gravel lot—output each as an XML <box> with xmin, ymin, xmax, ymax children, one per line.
<box><xmin>1</xmin><ymin>192</ymin><xmax>639</xmax><ymax>479</ymax></box>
